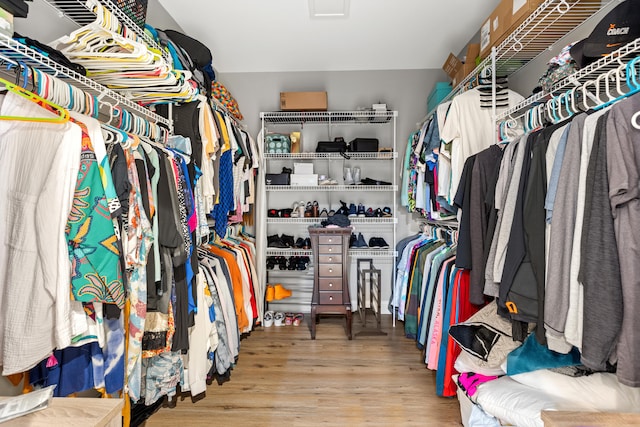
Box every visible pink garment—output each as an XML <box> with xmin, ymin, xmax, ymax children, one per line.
<box><xmin>457</xmin><ymin>372</ymin><xmax>499</xmax><ymax>397</ymax></box>
<box><xmin>427</xmin><ymin>262</ymin><xmax>449</xmax><ymax>369</ymax></box>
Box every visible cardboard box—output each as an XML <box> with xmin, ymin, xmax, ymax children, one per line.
<box><xmin>290</xmin><ymin>174</ymin><xmax>319</xmax><ymax>186</ymax></box>
<box><xmin>463</xmin><ymin>43</ymin><xmax>480</xmax><ymax>77</ymax></box>
<box><xmin>294</xmin><ymin>162</ymin><xmax>314</xmax><ymax>175</ymax></box>
<box><xmin>452</xmin><ymin>67</ymin><xmax>466</xmax><ymax>88</ymax></box>
<box><xmin>442</xmin><ymin>53</ymin><xmax>463</xmax><ymax>80</ymax></box>
<box><xmin>480</xmin><ymin>0</ymin><xmax>512</xmax><ymax>58</ymax></box>
<box><xmin>280</xmin><ymin>92</ymin><xmax>327</xmax><ymax>111</ymax></box>
<box><xmin>510</xmin><ymin>0</ymin><xmax>546</xmax><ymax>32</ymax></box>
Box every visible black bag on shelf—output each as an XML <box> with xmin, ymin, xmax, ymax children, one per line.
<box><xmin>316</xmin><ymin>137</ymin><xmax>347</xmax><ymax>153</ymax></box>
<box><xmin>349</xmin><ymin>138</ymin><xmax>379</xmax><ymax>152</ymax></box>
<box><xmin>265</xmin><ymin>173</ymin><xmax>290</xmax><ymax>185</ymax></box>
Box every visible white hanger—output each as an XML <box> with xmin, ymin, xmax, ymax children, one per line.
<box><xmin>632</xmin><ymin>112</ymin><xmax>640</xmax><ymax>130</ymax></box>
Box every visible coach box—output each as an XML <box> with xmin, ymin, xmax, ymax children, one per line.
<box><xmin>280</xmin><ymin>92</ymin><xmax>328</xmax><ymax>111</ymax></box>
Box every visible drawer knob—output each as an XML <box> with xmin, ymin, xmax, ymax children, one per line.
<box><xmin>329</xmin><ymin>283</ymin><xmax>333</xmax><ymax>287</ymax></box>
<box><xmin>328</xmin><ymin>257</ymin><xmax>333</xmax><ymax>262</ymax></box>
<box><xmin>329</xmin><ymin>248</ymin><xmax>332</xmax><ymax>252</ymax></box>
<box><xmin>329</xmin><ymin>269</ymin><xmax>333</xmax><ymax>273</ymax></box>
<box><xmin>329</xmin><ymin>296</ymin><xmax>333</xmax><ymax>301</ymax></box>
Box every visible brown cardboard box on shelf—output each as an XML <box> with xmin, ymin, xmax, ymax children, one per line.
<box><xmin>510</xmin><ymin>0</ymin><xmax>546</xmax><ymax>31</ymax></box>
<box><xmin>452</xmin><ymin>67</ymin><xmax>466</xmax><ymax>88</ymax></box>
<box><xmin>480</xmin><ymin>0</ymin><xmax>512</xmax><ymax>58</ymax></box>
<box><xmin>442</xmin><ymin>53</ymin><xmax>463</xmax><ymax>80</ymax></box>
<box><xmin>280</xmin><ymin>92</ymin><xmax>328</xmax><ymax>111</ymax></box>
<box><xmin>463</xmin><ymin>43</ymin><xmax>480</xmax><ymax>77</ymax></box>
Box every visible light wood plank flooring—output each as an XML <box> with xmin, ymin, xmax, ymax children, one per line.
<box><xmin>146</xmin><ymin>314</ymin><xmax>462</xmax><ymax>426</ymax></box>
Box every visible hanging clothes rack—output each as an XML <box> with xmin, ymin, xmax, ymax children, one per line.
<box><xmin>41</xmin><ymin>0</ymin><xmax>170</xmax><ymax>63</ymax></box>
<box><xmin>0</xmin><ymin>33</ymin><xmax>173</xmax><ymax>134</ymax></box>
<box><xmin>417</xmin><ymin>0</ymin><xmax>609</xmax><ymax>129</ymax></box>
<box><xmin>210</xmin><ymin>96</ymin><xmax>247</xmax><ymax>131</ymax></box>
<box><xmin>496</xmin><ymin>38</ymin><xmax>640</xmax><ymax>127</ymax></box>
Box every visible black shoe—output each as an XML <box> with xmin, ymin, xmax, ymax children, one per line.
<box><xmin>287</xmin><ymin>256</ymin><xmax>297</xmax><ymax>270</ymax></box>
<box><xmin>266</xmin><ymin>256</ymin><xmax>276</xmax><ymax>269</ymax></box>
<box><xmin>368</xmin><ymin>237</ymin><xmax>389</xmax><ymax>249</ymax></box>
<box><xmin>360</xmin><ymin>177</ymin><xmax>392</xmax><ymax>186</ymax></box>
<box><xmin>268</xmin><ymin>235</ymin><xmax>288</xmax><ymax>248</ymax></box>
<box><xmin>354</xmin><ymin>233</ymin><xmax>368</xmax><ymax>248</ymax></box>
<box><xmin>350</xmin><ymin>233</ymin><xmax>357</xmax><ymax>248</ymax></box>
<box><xmin>296</xmin><ymin>256</ymin><xmax>308</xmax><ymax>270</ymax></box>
<box><xmin>281</xmin><ymin>234</ymin><xmax>295</xmax><ymax>248</ymax></box>
<box><xmin>294</xmin><ymin>237</ymin><xmax>306</xmax><ymax>248</ymax></box>
<box><xmin>277</xmin><ymin>256</ymin><xmax>288</xmax><ymax>270</ymax></box>
<box><xmin>336</xmin><ymin>200</ymin><xmax>349</xmax><ymax>216</ymax></box>
<box><xmin>303</xmin><ymin>237</ymin><xmax>311</xmax><ymax>249</ymax></box>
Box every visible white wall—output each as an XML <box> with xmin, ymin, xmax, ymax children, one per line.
<box><xmin>220</xmin><ymin>69</ymin><xmax>446</xmax><ymax>313</ymax></box>
<box><xmin>221</xmin><ymin>68</ymin><xmax>447</xmax><ymax>239</ymax></box>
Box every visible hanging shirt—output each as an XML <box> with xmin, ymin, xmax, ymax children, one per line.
<box><xmin>440</xmin><ymin>88</ymin><xmax>524</xmax><ymax>203</ymax></box>
<box><xmin>67</xmin><ymin>120</ymin><xmax>124</xmax><ymax>308</ymax></box>
<box><xmin>0</xmin><ymin>92</ymin><xmax>81</xmax><ymax>375</ymax></box>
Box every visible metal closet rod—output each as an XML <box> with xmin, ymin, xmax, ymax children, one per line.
<box><xmin>40</xmin><ymin>0</ymin><xmax>170</xmax><ymax>63</ymax></box>
<box><xmin>0</xmin><ymin>59</ymin><xmax>170</xmax><ymax>142</ymax></box>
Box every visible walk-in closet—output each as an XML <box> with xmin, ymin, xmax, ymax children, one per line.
<box><xmin>0</xmin><ymin>0</ymin><xmax>639</xmax><ymax>426</ymax></box>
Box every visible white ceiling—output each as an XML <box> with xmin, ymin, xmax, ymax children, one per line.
<box><xmin>158</xmin><ymin>0</ymin><xmax>501</xmax><ymax>74</ymax></box>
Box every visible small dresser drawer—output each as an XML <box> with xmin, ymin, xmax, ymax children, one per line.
<box><xmin>319</xmin><ymin>236</ymin><xmax>342</xmax><ymax>245</ymax></box>
<box><xmin>319</xmin><ymin>278</ymin><xmax>342</xmax><ymax>291</ymax></box>
<box><xmin>319</xmin><ymin>291</ymin><xmax>343</xmax><ymax>305</ymax></box>
<box><xmin>318</xmin><ymin>244</ymin><xmax>342</xmax><ymax>254</ymax></box>
<box><xmin>319</xmin><ymin>255</ymin><xmax>341</xmax><ymax>264</ymax></box>
<box><xmin>318</xmin><ymin>264</ymin><xmax>342</xmax><ymax>277</ymax></box>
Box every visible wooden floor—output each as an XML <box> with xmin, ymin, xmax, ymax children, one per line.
<box><xmin>145</xmin><ymin>314</ymin><xmax>462</xmax><ymax>426</ymax></box>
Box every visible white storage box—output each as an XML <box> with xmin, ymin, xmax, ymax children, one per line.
<box><xmin>291</xmin><ymin>174</ymin><xmax>318</xmax><ymax>186</ymax></box>
<box><xmin>294</xmin><ymin>162</ymin><xmax>314</xmax><ymax>174</ymax></box>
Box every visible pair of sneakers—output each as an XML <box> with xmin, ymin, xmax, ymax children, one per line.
<box><xmin>368</xmin><ymin>237</ymin><xmax>390</xmax><ymax>249</ymax></box>
<box><xmin>350</xmin><ymin>232</ymin><xmax>368</xmax><ymax>248</ymax></box>
<box><xmin>263</xmin><ymin>311</ymin><xmax>304</xmax><ymax>327</ymax></box>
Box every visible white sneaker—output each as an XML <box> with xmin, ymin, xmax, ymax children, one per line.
<box><xmin>274</xmin><ymin>312</ymin><xmax>286</xmax><ymax>327</ymax></box>
<box><xmin>264</xmin><ymin>311</ymin><xmax>274</xmax><ymax>327</ymax></box>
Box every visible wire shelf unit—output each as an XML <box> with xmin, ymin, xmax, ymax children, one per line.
<box><xmin>420</xmin><ymin>219</ymin><xmax>460</xmax><ymax>229</ymax></box>
<box><xmin>266</xmin><ymin>248</ymin><xmax>397</xmax><ymax>259</ymax></box>
<box><xmin>496</xmin><ymin>37</ymin><xmax>640</xmax><ymax>121</ymax></box>
<box><xmin>267</xmin><ymin>218</ymin><xmax>397</xmax><ymax>225</ymax></box>
<box><xmin>266</xmin><ymin>249</ymin><xmax>313</xmax><ymax>256</ymax></box>
<box><xmin>422</xmin><ymin>0</ymin><xmax>607</xmax><ymax>122</ymax></box>
<box><xmin>261</xmin><ymin>110</ymin><xmax>397</xmax><ymax>125</ymax></box>
<box><xmin>42</xmin><ymin>0</ymin><xmax>170</xmax><ymax>62</ymax></box>
<box><xmin>349</xmin><ymin>249</ymin><xmax>396</xmax><ymax>258</ymax></box>
<box><xmin>0</xmin><ymin>34</ymin><xmax>171</xmax><ymax>128</ymax></box>
<box><xmin>266</xmin><ymin>185</ymin><xmax>396</xmax><ymax>192</ymax></box>
<box><xmin>264</xmin><ymin>152</ymin><xmax>397</xmax><ymax>160</ymax></box>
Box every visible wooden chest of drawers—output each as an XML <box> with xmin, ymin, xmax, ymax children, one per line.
<box><xmin>308</xmin><ymin>227</ymin><xmax>352</xmax><ymax>339</ymax></box>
